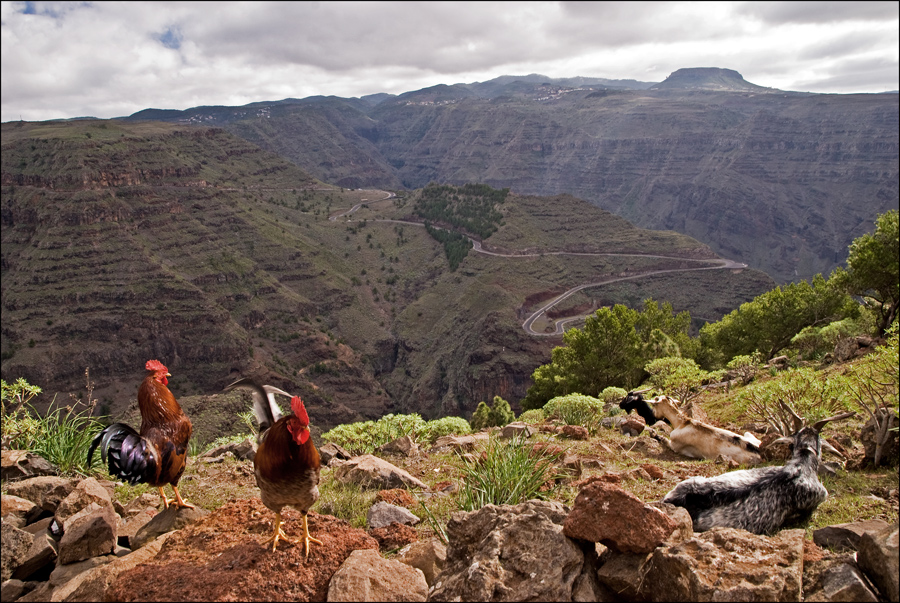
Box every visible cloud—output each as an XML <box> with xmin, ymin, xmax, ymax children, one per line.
<box><xmin>1</xmin><ymin>1</ymin><xmax>898</xmax><ymax>122</ymax></box>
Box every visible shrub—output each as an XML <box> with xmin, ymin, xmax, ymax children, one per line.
<box><xmin>543</xmin><ymin>394</ymin><xmax>604</xmax><ymax>432</ymax></box>
<box><xmin>419</xmin><ymin>416</ymin><xmax>472</xmax><ymax>443</ymax></box>
<box><xmin>644</xmin><ymin>356</ymin><xmax>711</xmax><ymax>403</ymax></box>
<box><xmin>470</xmin><ymin>396</ymin><xmax>515</xmax><ymax>430</ymax></box>
<box><xmin>517</xmin><ymin>409</ymin><xmax>545</xmax><ymax>424</ymax></box>
<box><xmin>321</xmin><ymin>413</ymin><xmax>427</xmax><ymax>455</ymax></box>
<box><xmin>598</xmin><ymin>386</ymin><xmax>628</xmax><ymax>408</ymax></box>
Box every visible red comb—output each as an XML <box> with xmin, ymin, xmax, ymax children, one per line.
<box><xmin>145</xmin><ymin>359</ymin><xmax>168</xmax><ymax>373</ymax></box>
<box><xmin>291</xmin><ymin>396</ymin><xmax>309</xmax><ymax>426</ymax></box>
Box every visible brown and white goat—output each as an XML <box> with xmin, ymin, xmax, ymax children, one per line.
<box><xmin>648</xmin><ymin>395</ymin><xmax>763</xmax><ymax>465</ymax></box>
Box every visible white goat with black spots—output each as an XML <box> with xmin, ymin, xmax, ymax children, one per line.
<box><xmin>662</xmin><ymin>403</ymin><xmax>853</xmax><ymax>535</ymax></box>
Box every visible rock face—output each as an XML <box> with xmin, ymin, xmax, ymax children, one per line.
<box><xmin>856</xmin><ymin>521</ymin><xmax>899</xmax><ymax>603</ymax></box>
<box><xmin>563</xmin><ymin>480</ymin><xmax>677</xmax><ymax>553</ymax></box>
<box><xmin>327</xmin><ymin>548</ymin><xmax>428</xmax><ymax>602</ymax></box>
<box><xmin>429</xmin><ymin>500</ymin><xmax>591</xmax><ymax>602</ymax></box>
<box><xmin>107</xmin><ymin>499</ymin><xmax>380</xmax><ymax>602</ymax></box>
<box><xmin>647</xmin><ymin>527</ymin><xmax>805</xmax><ymax>602</ymax></box>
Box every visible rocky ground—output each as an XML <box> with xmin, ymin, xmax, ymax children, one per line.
<box><xmin>1</xmin><ymin>412</ymin><xmax>898</xmax><ymax>602</ymax></box>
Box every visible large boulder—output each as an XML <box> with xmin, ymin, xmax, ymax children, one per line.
<box><xmin>332</xmin><ymin>454</ymin><xmax>428</xmax><ymax>490</ymax></box>
<box><xmin>563</xmin><ymin>479</ymin><xmax>677</xmax><ymax>553</ymax></box>
<box><xmin>1</xmin><ymin>450</ymin><xmax>58</xmax><ymax>481</ymax></box>
<box><xmin>57</xmin><ymin>502</ymin><xmax>118</xmax><ymax>565</ymax></box>
<box><xmin>130</xmin><ymin>505</ymin><xmax>208</xmax><ymax>550</ymax></box>
<box><xmin>5</xmin><ymin>476</ymin><xmax>79</xmax><ymax>516</ymax></box>
<box><xmin>647</xmin><ymin>527</ymin><xmax>805</xmax><ymax>602</ymax></box>
<box><xmin>1</xmin><ymin>522</ymin><xmax>34</xmax><ymax>581</ymax></box>
<box><xmin>856</xmin><ymin>521</ymin><xmax>899</xmax><ymax>602</ymax></box>
<box><xmin>327</xmin><ymin>548</ymin><xmax>428</xmax><ymax>602</ymax></box>
<box><xmin>429</xmin><ymin>500</ymin><xmax>591</xmax><ymax>602</ymax></box>
<box><xmin>813</xmin><ymin>519</ymin><xmax>891</xmax><ymax>552</ymax></box>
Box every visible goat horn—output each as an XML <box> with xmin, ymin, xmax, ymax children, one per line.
<box><xmin>812</xmin><ymin>411</ymin><xmax>855</xmax><ymax>432</ymax></box>
<box><xmin>631</xmin><ymin>388</ymin><xmax>653</xmax><ymax>394</ymax></box>
<box><xmin>821</xmin><ymin>439</ymin><xmax>845</xmax><ymax>459</ymax></box>
<box><xmin>779</xmin><ymin>400</ymin><xmax>804</xmax><ymax>432</ymax></box>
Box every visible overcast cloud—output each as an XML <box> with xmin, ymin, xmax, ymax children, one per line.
<box><xmin>1</xmin><ymin>1</ymin><xmax>897</xmax><ymax>122</ymax></box>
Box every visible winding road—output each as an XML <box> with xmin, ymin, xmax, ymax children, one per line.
<box><xmin>328</xmin><ymin>190</ymin><xmax>748</xmax><ymax>337</ymax></box>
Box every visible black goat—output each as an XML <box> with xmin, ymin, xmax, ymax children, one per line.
<box><xmin>620</xmin><ymin>391</ymin><xmax>670</xmax><ymax>425</ymax></box>
<box><xmin>662</xmin><ymin>403</ymin><xmax>853</xmax><ymax>535</ymax></box>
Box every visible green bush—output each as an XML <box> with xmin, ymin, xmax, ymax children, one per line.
<box><xmin>543</xmin><ymin>394</ymin><xmax>604</xmax><ymax>432</ymax></box>
<box><xmin>321</xmin><ymin>413</ymin><xmax>427</xmax><ymax>455</ymax></box>
<box><xmin>517</xmin><ymin>409</ymin><xmax>545</xmax><ymax>424</ymax></box>
<box><xmin>419</xmin><ymin>416</ymin><xmax>472</xmax><ymax>443</ymax></box>
<box><xmin>598</xmin><ymin>387</ymin><xmax>628</xmax><ymax>408</ymax></box>
<box><xmin>644</xmin><ymin>356</ymin><xmax>711</xmax><ymax>403</ymax></box>
<box><xmin>470</xmin><ymin>396</ymin><xmax>516</xmax><ymax>430</ymax></box>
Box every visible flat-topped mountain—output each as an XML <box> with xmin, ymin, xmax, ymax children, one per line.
<box><xmin>650</xmin><ymin>67</ymin><xmax>775</xmax><ymax>92</ymax></box>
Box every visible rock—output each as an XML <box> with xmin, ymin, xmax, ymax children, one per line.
<box><xmin>834</xmin><ymin>336</ymin><xmax>879</xmax><ymax>362</ymax></box>
<box><xmin>327</xmin><ymin>548</ymin><xmax>428</xmax><ymax>602</ymax></box>
<box><xmin>560</xmin><ymin>424</ymin><xmax>590</xmax><ymax>440</ymax></box>
<box><xmin>54</xmin><ymin>478</ymin><xmax>113</xmax><ymax>525</ymax></box>
<box><xmin>200</xmin><ymin>437</ymin><xmax>256</xmax><ymax>462</ymax></box>
<box><xmin>620</xmin><ymin>417</ymin><xmax>645</xmax><ymax>437</ymax></box>
<box><xmin>121</xmin><ymin>493</ymin><xmax>161</xmax><ymax>516</ymax></box>
<box><xmin>107</xmin><ymin>500</ymin><xmax>379</xmax><ymax>602</ymax></box>
<box><xmin>397</xmin><ymin>539</ymin><xmax>446</xmax><ymax>586</ymax></box>
<box><xmin>626</xmin><ymin>435</ymin><xmax>663</xmax><ymax>456</ymax></box>
<box><xmin>332</xmin><ymin>454</ymin><xmax>428</xmax><ymax>490</ymax></box>
<box><xmin>5</xmin><ymin>477</ymin><xmax>78</xmax><ymax>516</ymax></box>
<box><xmin>11</xmin><ymin>529</ymin><xmax>57</xmax><ymax>581</ymax></box>
<box><xmin>366</xmin><ymin>501</ymin><xmax>420</xmax><ymax>529</ymax></box>
<box><xmin>117</xmin><ymin>509</ymin><xmax>156</xmax><ymax>549</ymax></box>
<box><xmin>860</xmin><ymin>408</ymin><xmax>899</xmax><ymax>467</ymax></box>
<box><xmin>563</xmin><ymin>480</ymin><xmax>677</xmax><ymax>553</ymax></box>
<box><xmin>375</xmin><ymin>488</ymin><xmax>417</xmax><ymax>508</ymax></box>
<box><xmin>1</xmin><ymin>495</ymin><xmax>39</xmax><ymax>527</ymax></box>
<box><xmin>369</xmin><ymin>522</ymin><xmax>418</xmax><ymax>552</ymax></box>
<box><xmin>499</xmin><ymin>421</ymin><xmax>534</xmax><ymax>439</ymax></box>
<box><xmin>804</xmin><ymin>561</ymin><xmax>879</xmax><ymax>602</ymax></box>
<box><xmin>49</xmin><ymin>555</ymin><xmax>114</xmax><ymax>589</ymax></box>
<box><xmin>595</xmin><ymin>550</ymin><xmax>654</xmax><ymax>601</ymax></box>
<box><xmin>379</xmin><ymin>435</ymin><xmax>419</xmax><ymax>457</ymax></box>
<box><xmin>429</xmin><ymin>500</ymin><xmax>589</xmax><ymax>602</ymax></box>
<box><xmin>318</xmin><ymin>442</ymin><xmax>353</xmax><ymax>465</ymax></box>
<box><xmin>429</xmin><ymin>433</ymin><xmax>489</xmax><ymax>453</ymax></box>
<box><xmin>813</xmin><ymin>520</ymin><xmax>890</xmax><ymax>552</ymax></box>
<box><xmin>558</xmin><ymin>454</ymin><xmax>583</xmax><ymax>480</ymax></box>
<box><xmin>50</xmin><ymin>531</ymin><xmax>176</xmax><ymax>602</ymax></box>
<box><xmin>1</xmin><ymin>451</ymin><xmax>58</xmax><ymax>482</ymax></box>
<box><xmin>648</xmin><ymin>501</ymin><xmax>694</xmax><ymax>545</ymax></box>
<box><xmin>130</xmin><ymin>505</ymin><xmax>208</xmax><ymax>550</ymax></box>
<box><xmin>640</xmin><ymin>463</ymin><xmax>665</xmax><ymax>480</ymax></box>
<box><xmin>856</xmin><ymin>521</ymin><xmax>899</xmax><ymax>602</ymax></box>
<box><xmin>647</xmin><ymin>527</ymin><xmax>805</xmax><ymax>602</ymax></box>
<box><xmin>57</xmin><ymin>503</ymin><xmax>117</xmax><ymax>565</ymax></box>
<box><xmin>601</xmin><ymin>415</ymin><xmax>625</xmax><ymax>430</ymax></box>
<box><xmin>1</xmin><ymin>523</ymin><xmax>34</xmax><ymax>582</ymax></box>
<box><xmin>530</xmin><ymin>442</ymin><xmax>566</xmax><ymax>458</ymax></box>
<box><xmin>1</xmin><ymin>578</ymin><xmax>32</xmax><ymax>602</ymax></box>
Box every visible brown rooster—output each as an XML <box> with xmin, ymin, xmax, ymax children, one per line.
<box><xmin>224</xmin><ymin>377</ymin><xmax>321</xmax><ymax>555</ymax></box>
<box><xmin>88</xmin><ymin>360</ymin><xmax>193</xmax><ymax>509</ymax></box>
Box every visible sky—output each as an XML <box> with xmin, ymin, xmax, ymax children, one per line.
<box><xmin>1</xmin><ymin>1</ymin><xmax>898</xmax><ymax>123</ymax></box>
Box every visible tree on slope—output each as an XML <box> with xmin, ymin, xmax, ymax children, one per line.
<box><xmin>830</xmin><ymin>209</ymin><xmax>899</xmax><ymax>336</ymax></box>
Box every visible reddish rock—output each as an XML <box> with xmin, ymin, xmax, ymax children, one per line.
<box><xmin>641</xmin><ymin>463</ymin><xmax>665</xmax><ymax>480</ymax></box>
<box><xmin>563</xmin><ymin>481</ymin><xmax>677</xmax><ymax>553</ymax></box>
<box><xmin>620</xmin><ymin>418</ymin><xmax>645</xmax><ymax>437</ymax></box>
<box><xmin>530</xmin><ymin>442</ymin><xmax>565</xmax><ymax>458</ymax></box>
<box><xmin>107</xmin><ymin>498</ymin><xmax>379</xmax><ymax>602</ymax></box>
<box><xmin>369</xmin><ymin>522</ymin><xmax>418</xmax><ymax>552</ymax></box>
<box><xmin>375</xmin><ymin>488</ymin><xmax>417</xmax><ymax>508</ymax></box>
<box><xmin>560</xmin><ymin>425</ymin><xmax>590</xmax><ymax>440</ymax></box>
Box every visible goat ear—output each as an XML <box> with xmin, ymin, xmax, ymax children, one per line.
<box><xmin>779</xmin><ymin>400</ymin><xmax>804</xmax><ymax>432</ymax></box>
<box><xmin>812</xmin><ymin>411</ymin><xmax>855</xmax><ymax>433</ymax></box>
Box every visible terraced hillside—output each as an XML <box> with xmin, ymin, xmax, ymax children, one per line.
<box><xmin>1</xmin><ymin>120</ymin><xmax>774</xmax><ymax>427</ymax></box>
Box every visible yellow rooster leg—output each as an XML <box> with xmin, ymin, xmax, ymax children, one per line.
<box><xmin>158</xmin><ymin>487</ymin><xmax>173</xmax><ymax>509</ymax></box>
<box><xmin>262</xmin><ymin>511</ymin><xmax>297</xmax><ymax>552</ymax></box>
<box><xmin>170</xmin><ymin>486</ymin><xmax>195</xmax><ymax>509</ymax></box>
<box><xmin>301</xmin><ymin>513</ymin><xmax>323</xmax><ymax>560</ymax></box>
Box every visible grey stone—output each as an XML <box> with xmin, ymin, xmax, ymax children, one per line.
<box><xmin>813</xmin><ymin>520</ymin><xmax>890</xmax><ymax>552</ymax></box>
<box><xmin>856</xmin><ymin>521</ymin><xmax>899</xmax><ymax>602</ymax></box>
<box><xmin>366</xmin><ymin>501</ymin><xmax>420</xmax><ymax>530</ymax></box>
<box><xmin>327</xmin><ymin>548</ymin><xmax>428</xmax><ymax>602</ymax></box>
<box><xmin>1</xmin><ymin>523</ymin><xmax>34</xmax><ymax>582</ymax></box>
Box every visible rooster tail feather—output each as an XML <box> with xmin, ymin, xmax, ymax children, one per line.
<box><xmin>224</xmin><ymin>377</ymin><xmax>285</xmax><ymax>434</ymax></box>
<box><xmin>88</xmin><ymin>423</ymin><xmax>157</xmax><ymax>485</ymax></box>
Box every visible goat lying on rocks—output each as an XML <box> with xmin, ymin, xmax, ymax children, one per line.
<box><xmin>648</xmin><ymin>395</ymin><xmax>762</xmax><ymax>465</ymax></box>
<box><xmin>662</xmin><ymin>403</ymin><xmax>854</xmax><ymax>534</ymax></box>
<box><xmin>620</xmin><ymin>390</ymin><xmax>670</xmax><ymax>426</ymax></box>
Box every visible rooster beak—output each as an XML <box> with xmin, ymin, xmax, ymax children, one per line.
<box><xmin>166</xmin><ymin>373</ymin><xmax>171</xmax><ymax>377</ymax></box>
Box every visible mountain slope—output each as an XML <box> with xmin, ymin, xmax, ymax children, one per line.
<box><xmin>123</xmin><ymin>71</ymin><xmax>898</xmax><ymax>283</ymax></box>
<box><xmin>2</xmin><ymin>120</ymin><xmax>775</xmax><ymax>427</ymax></box>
